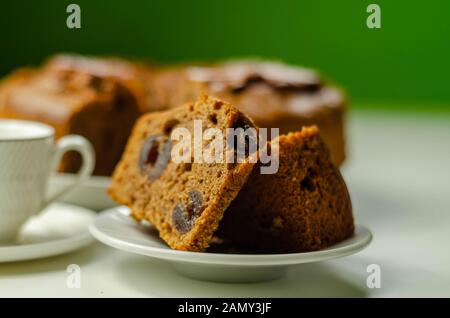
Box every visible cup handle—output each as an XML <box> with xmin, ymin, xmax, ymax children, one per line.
<box><xmin>43</xmin><ymin>135</ymin><xmax>95</xmax><ymax>208</ymax></box>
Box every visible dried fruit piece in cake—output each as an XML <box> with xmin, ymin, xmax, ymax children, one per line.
<box><xmin>108</xmin><ymin>95</ymin><xmax>257</xmax><ymax>251</ymax></box>
<box><xmin>217</xmin><ymin>126</ymin><xmax>354</xmax><ymax>253</ymax></box>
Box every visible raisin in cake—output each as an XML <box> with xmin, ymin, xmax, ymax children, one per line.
<box><xmin>217</xmin><ymin>126</ymin><xmax>354</xmax><ymax>253</ymax></box>
<box><xmin>108</xmin><ymin>95</ymin><xmax>257</xmax><ymax>251</ymax></box>
<box><xmin>149</xmin><ymin>60</ymin><xmax>347</xmax><ymax>165</ymax></box>
<box><xmin>0</xmin><ymin>61</ymin><xmax>141</xmax><ymax>176</ymax></box>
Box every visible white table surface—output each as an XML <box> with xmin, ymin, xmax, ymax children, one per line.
<box><xmin>1</xmin><ymin>109</ymin><xmax>450</xmax><ymax>297</ymax></box>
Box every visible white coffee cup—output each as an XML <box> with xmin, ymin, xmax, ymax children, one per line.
<box><xmin>0</xmin><ymin>119</ymin><xmax>95</xmax><ymax>242</ymax></box>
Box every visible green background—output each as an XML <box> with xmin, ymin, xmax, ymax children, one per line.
<box><xmin>1</xmin><ymin>0</ymin><xmax>449</xmax><ymax>111</ymax></box>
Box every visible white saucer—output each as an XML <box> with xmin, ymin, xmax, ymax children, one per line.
<box><xmin>50</xmin><ymin>174</ymin><xmax>114</xmax><ymax>211</ymax></box>
<box><xmin>90</xmin><ymin>206</ymin><xmax>372</xmax><ymax>283</ymax></box>
<box><xmin>0</xmin><ymin>203</ymin><xmax>96</xmax><ymax>262</ymax></box>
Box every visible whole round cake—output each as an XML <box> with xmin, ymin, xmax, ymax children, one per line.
<box><xmin>148</xmin><ymin>60</ymin><xmax>347</xmax><ymax>165</ymax></box>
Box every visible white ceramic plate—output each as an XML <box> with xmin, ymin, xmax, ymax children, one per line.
<box><xmin>90</xmin><ymin>206</ymin><xmax>372</xmax><ymax>282</ymax></box>
<box><xmin>0</xmin><ymin>203</ymin><xmax>96</xmax><ymax>262</ymax></box>
<box><xmin>49</xmin><ymin>173</ymin><xmax>114</xmax><ymax>211</ymax></box>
